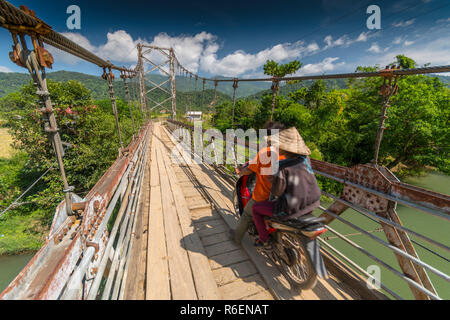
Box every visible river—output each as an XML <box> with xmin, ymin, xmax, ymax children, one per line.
<box><xmin>0</xmin><ymin>253</ymin><xmax>34</xmax><ymax>293</ymax></box>
<box><xmin>318</xmin><ymin>171</ymin><xmax>450</xmax><ymax>300</ymax></box>
<box><xmin>0</xmin><ymin>172</ymin><xmax>449</xmax><ymax>298</ymax></box>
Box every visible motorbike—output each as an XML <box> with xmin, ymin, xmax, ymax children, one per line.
<box><xmin>233</xmin><ymin>167</ymin><xmax>329</xmax><ymax>290</ymax></box>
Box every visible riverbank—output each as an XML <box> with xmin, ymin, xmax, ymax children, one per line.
<box><xmin>0</xmin><ymin>127</ymin><xmax>13</xmax><ymax>159</ymax></box>
<box><xmin>0</xmin><ymin>151</ymin><xmax>49</xmax><ymax>256</ymax></box>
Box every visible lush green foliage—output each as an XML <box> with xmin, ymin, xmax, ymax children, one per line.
<box><xmin>263</xmin><ymin>60</ymin><xmax>302</xmax><ymax>78</ymax></box>
<box><xmin>0</xmin><ymin>152</ymin><xmax>47</xmax><ymax>255</ymax></box>
<box><xmin>0</xmin><ymin>71</ymin><xmax>273</xmax><ymax>101</ymax></box>
<box><xmin>0</xmin><ymin>79</ymin><xmax>139</xmax><ymax>254</ymax></box>
<box><xmin>213</xmin><ymin>56</ymin><xmax>450</xmax><ymax>182</ymax></box>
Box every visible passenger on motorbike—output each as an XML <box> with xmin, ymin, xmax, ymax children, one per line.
<box><xmin>252</xmin><ymin>127</ymin><xmax>321</xmax><ymax>250</ymax></box>
<box><xmin>230</xmin><ymin>121</ymin><xmax>286</xmax><ymax>245</ymax></box>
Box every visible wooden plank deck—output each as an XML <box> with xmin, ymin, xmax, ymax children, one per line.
<box><xmin>124</xmin><ymin>122</ymin><xmax>362</xmax><ymax>300</ymax></box>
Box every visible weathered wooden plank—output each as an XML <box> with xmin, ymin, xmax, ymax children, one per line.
<box><xmin>245</xmin><ymin>290</ymin><xmax>274</xmax><ymax>300</ymax></box>
<box><xmin>315</xmin><ymin>277</ymin><xmax>354</xmax><ymax>300</ymax></box>
<box><xmin>158</xmin><ymin>147</ymin><xmax>298</xmax><ymax>299</ymax></box>
<box><xmin>155</xmin><ymin>125</ymin><xmax>197</xmax><ymax>300</ymax></box>
<box><xmin>196</xmin><ymin>224</ymin><xmax>228</xmax><ymax>238</ymax></box>
<box><xmin>123</xmin><ymin>138</ymin><xmax>151</xmax><ymax>300</ymax></box>
<box><xmin>159</xmin><ymin>132</ymin><xmax>222</xmax><ymax>300</ymax></box>
<box><xmin>146</xmin><ymin>127</ymin><xmax>170</xmax><ymax>300</ymax></box>
<box><xmin>209</xmin><ymin>250</ymin><xmax>249</xmax><ymax>270</ymax></box>
<box><xmin>218</xmin><ymin>274</ymin><xmax>268</xmax><ymax>300</ymax></box>
<box><xmin>204</xmin><ymin>240</ymin><xmax>240</xmax><ymax>258</ymax></box>
<box><xmin>200</xmin><ymin>232</ymin><xmax>230</xmax><ymax>246</ymax></box>
<box><xmin>185</xmin><ymin>196</ymin><xmax>209</xmax><ymax>208</ymax></box>
<box><xmin>180</xmin><ymin>188</ymin><xmax>203</xmax><ymax>198</ymax></box>
<box><xmin>190</xmin><ymin>208</ymin><xmax>221</xmax><ymax>222</ymax></box>
<box><xmin>195</xmin><ymin>219</ymin><xmax>226</xmax><ymax>230</ymax></box>
<box><xmin>212</xmin><ymin>261</ymin><xmax>258</xmax><ymax>286</ymax></box>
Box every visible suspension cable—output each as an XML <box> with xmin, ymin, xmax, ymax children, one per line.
<box><xmin>121</xmin><ymin>72</ymin><xmax>136</xmax><ymax>136</ymax></box>
<box><xmin>231</xmin><ymin>78</ymin><xmax>238</xmax><ymax>128</ymax></box>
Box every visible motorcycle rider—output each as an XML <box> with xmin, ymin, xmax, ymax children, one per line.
<box><xmin>252</xmin><ymin>127</ymin><xmax>321</xmax><ymax>250</ymax></box>
<box><xmin>230</xmin><ymin>121</ymin><xmax>286</xmax><ymax>245</ymax></box>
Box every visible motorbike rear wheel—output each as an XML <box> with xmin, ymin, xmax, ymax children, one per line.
<box><xmin>277</xmin><ymin>232</ymin><xmax>318</xmax><ymax>290</ymax></box>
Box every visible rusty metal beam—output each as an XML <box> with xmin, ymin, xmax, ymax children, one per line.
<box><xmin>0</xmin><ymin>122</ymin><xmax>152</xmax><ymax>300</ymax></box>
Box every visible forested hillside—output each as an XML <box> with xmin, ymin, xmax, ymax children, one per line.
<box><xmin>0</xmin><ymin>71</ymin><xmax>270</xmax><ymax>100</ymax></box>
<box><xmin>248</xmin><ymin>78</ymin><xmax>348</xmax><ymax>100</ymax></box>
<box><xmin>2</xmin><ymin>71</ymin><xmax>446</xmax><ymax>102</ymax></box>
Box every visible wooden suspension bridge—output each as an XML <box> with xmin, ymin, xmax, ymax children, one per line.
<box><xmin>0</xmin><ymin>0</ymin><xmax>449</xmax><ymax>300</ymax></box>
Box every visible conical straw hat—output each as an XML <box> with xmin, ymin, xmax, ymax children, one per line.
<box><xmin>266</xmin><ymin>127</ymin><xmax>311</xmax><ymax>156</ymax></box>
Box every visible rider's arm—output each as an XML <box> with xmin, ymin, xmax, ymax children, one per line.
<box><xmin>237</xmin><ymin>150</ymin><xmax>260</xmax><ymax>176</ymax></box>
<box><xmin>271</xmin><ymin>169</ymin><xmax>286</xmax><ymax>197</ymax></box>
<box><xmin>235</xmin><ymin>165</ymin><xmax>253</xmax><ymax>176</ymax></box>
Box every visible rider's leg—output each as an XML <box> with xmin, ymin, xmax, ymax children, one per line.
<box><xmin>233</xmin><ymin>198</ymin><xmax>256</xmax><ymax>244</ymax></box>
<box><xmin>252</xmin><ymin>201</ymin><xmax>274</xmax><ymax>242</ymax></box>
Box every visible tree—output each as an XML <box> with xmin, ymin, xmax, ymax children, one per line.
<box><xmin>6</xmin><ymin>80</ymin><xmax>134</xmax><ymax>218</ymax></box>
<box><xmin>263</xmin><ymin>59</ymin><xmax>302</xmax><ymax>94</ymax></box>
<box><xmin>212</xmin><ymin>55</ymin><xmax>449</xmax><ymax>178</ymax></box>
<box><xmin>393</xmin><ymin>54</ymin><xmax>417</xmax><ymax>69</ymax></box>
<box><xmin>264</xmin><ymin>59</ymin><xmax>302</xmax><ymax>120</ymax></box>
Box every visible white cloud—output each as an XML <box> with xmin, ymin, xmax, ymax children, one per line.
<box><xmin>322</xmin><ymin>31</ymin><xmax>375</xmax><ymax>51</ymax></box>
<box><xmin>199</xmin><ymin>40</ymin><xmax>321</xmax><ymax>77</ymax></box>
<box><xmin>148</xmin><ymin>31</ymin><xmax>217</xmax><ymax>73</ymax></box>
<box><xmin>355</xmin><ymin>31</ymin><xmax>370</xmax><ymax>42</ymax></box>
<box><xmin>392</xmin><ymin>19</ymin><xmax>415</xmax><ymax>27</ymax></box>
<box><xmin>297</xmin><ymin>57</ymin><xmax>345</xmax><ymax>75</ymax></box>
<box><xmin>392</xmin><ymin>37</ymin><xmax>415</xmax><ymax>47</ymax></box>
<box><xmin>367</xmin><ymin>43</ymin><xmax>381</xmax><ymax>53</ymax></box>
<box><xmin>323</xmin><ymin>35</ymin><xmax>349</xmax><ymax>49</ymax></box>
<box><xmin>367</xmin><ymin>42</ymin><xmax>390</xmax><ymax>54</ymax></box>
<box><xmin>306</xmin><ymin>42</ymin><xmax>320</xmax><ymax>52</ymax></box>
<box><xmin>0</xmin><ymin>66</ymin><xmax>12</xmax><ymax>73</ymax></box>
<box><xmin>368</xmin><ymin>36</ymin><xmax>450</xmax><ymax>67</ymax></box>
<box><xmin>97</xmin><ymin>30</ymin><xmax>138</xmax><ymax>63</ymax></box>
<box><xmin>392</xmin><ymin>37</ymin><xmax>403</xmax><ymax>45</ymax></box>
<box><xmin>45</xmin><ymin>29</ymin><xmax>378</xmax><ymax>78</ymax></box>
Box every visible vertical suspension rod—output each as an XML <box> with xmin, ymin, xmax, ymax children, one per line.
<box><xmin>122</xmin><ymin>72</ymin><xmax>136</xmax><ymax>136</ymax></box>
<box><xmin>169</xmin><ymin>48</ymin><xmax>177</xmax><ymax>119</ymax></box>
<box><xmin>231</xmin><ymin>78</ymin><xmax>238</xmax><ymax>129</ymax></box>
<box><xmin>104</xmin><ymin>67</ymin><xmax>124</xmax><ymax>151</ymax></box>
<box><xmin>13</xmin><ymin>32</ymin><xmax>73</xmax><ymax>215</ymax></box>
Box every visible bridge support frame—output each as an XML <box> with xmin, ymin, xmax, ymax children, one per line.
<box><xmin>8</xmin><ymin>32</ymin><xmax>74</xmax><ymax>216</ymax></box>
<box><xmin>137</xmin><ymin>44</ymin><xmax>177</xmax><ymax>118</ymax></box>
<box><xmin>319</xmin><ymin>164</ymin><xmax>438</xmax><ymax>300</ymax></box>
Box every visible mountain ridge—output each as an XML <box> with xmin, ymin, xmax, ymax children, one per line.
<box><xmin>1</xmin><ymin>70</ymin><xmax>448</xmax><ymax>101</ymax></box>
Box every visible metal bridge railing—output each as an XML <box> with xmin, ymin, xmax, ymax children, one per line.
<box><xmin>0</xmin><ymin>0</ymin><xmax>153</xmax><ymax>300</ymax></box>
<box><xmin>0</xmin><ymin>123</ymin><xmax>152</xmax><ymax>300</ymax></box>
<box><xmin>166</xmin><ymin>119</ymin><xmax>450</xmax><ymax>300</ymax></box>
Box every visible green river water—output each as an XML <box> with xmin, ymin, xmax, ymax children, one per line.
<box><xmin>0</xmin><ymin>172</ymin><xmax>449</xmax><ymax>299</ymax></box>
<box><xmin>317</xmin><ymin>171</ymin><xmax>450</xmax><ymax>300</ymax></box>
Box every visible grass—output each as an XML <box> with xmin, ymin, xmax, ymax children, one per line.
<box><xmin>0</xmin><ymin>212</ymin><xmax>45</xmax><ymax>255</ymax></box>
<box><xmin>0</xmin><ymin>152</ymin><xmax>48</xmax><ymax>256</ymax></box>
<box><xmin>0</xmin><ymin>127</ymin><xmax>14</xmax><ymax>159</ymax></box>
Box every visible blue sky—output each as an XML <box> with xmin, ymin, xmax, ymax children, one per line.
<box><xmin>0</xmin><ymin>0</ymin><xmax>449</xmax><ymax>77</ymax></box>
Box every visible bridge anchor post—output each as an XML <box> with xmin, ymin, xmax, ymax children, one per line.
<box><xmin>8</xmin><ymin>32</ymin><xmax>74</xmax><ymax>215</ymax></box>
